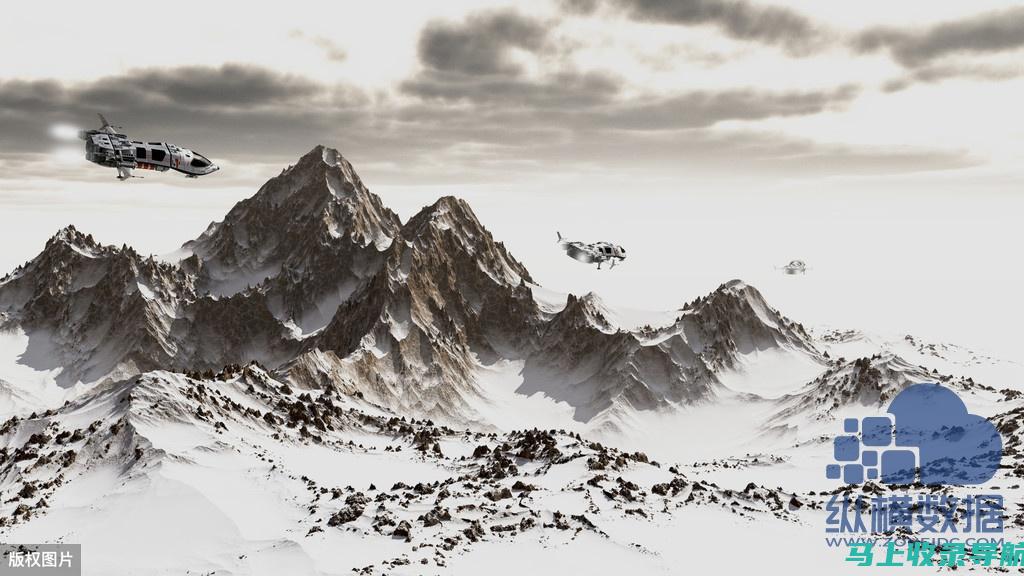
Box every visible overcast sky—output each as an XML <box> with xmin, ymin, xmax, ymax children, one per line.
<box><xmin>2</xmin><ymin>1</ymin><xmax>1023</xmax><ymax>357</ymax></box>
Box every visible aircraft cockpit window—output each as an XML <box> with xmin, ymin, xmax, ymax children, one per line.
<box><xmin>151</xmin><ymin>149</ymin><xmax>166</xmax><ymax>162</ymax></box>
<box><xmin>190</xmin><ymin>157</ymin><xmax>209</xmax><ymax>168</ymax></box>
<box><xmin>136</xmin><ymin>147</ymin><xmax>146</xmax><ymax>160</ymax></box>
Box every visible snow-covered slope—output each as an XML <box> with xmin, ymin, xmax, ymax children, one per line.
<box><xmin>0</xmin><ymin>365</ymin><xmax>806</xmax><ymax>575</ymax></box>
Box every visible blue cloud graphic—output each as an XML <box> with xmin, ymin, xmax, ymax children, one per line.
<box><xmin>887</xmin><ymin>383</ymin><xmax>1002</xmax><ymax>485</ymax></box>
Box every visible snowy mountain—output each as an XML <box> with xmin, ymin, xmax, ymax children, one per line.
<box><xmin>671</xmin><ymin>279</ymin><xmax>820</xmax><ymax>370</ymax></box>
<box><xmin>288</xmin><ymin>195</ymin><xmax>540</xmax><ymax>422</ymax></box>
<box><xmin>183</xmin><ymin>146</ymin><xmax>401</xmax><ymax>333</ymax></box>
<box><xmin>0</xmin><ymin>226</ymin><xmax>199</xmax><ymax>385</ymax></box>
<box><xmin>0</xmin><ymin>147</ymin><xmax>821</xmax><ymax>428</ymax></box>
<box><xmin>0</xmin><ymin>225</ymin><xmax>298</xmax><ymax>390</ymax></box>
<box><xmin>2</xmin><ymin>146</ymin><xmax>1023</xmax><ymax>575</ymax></box>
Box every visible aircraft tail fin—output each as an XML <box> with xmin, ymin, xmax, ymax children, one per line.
<box><xmin>97</xmin><ymin>113</ymin><xmax>122</xmax><ymax>133</ymax></box>
<box><xmin>556</xmin><ymin>231</ymin><xmax>563</xmax><ymax>242</ymax></box>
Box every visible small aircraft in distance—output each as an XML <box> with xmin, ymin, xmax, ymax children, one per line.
<box><xmin>557</xmin><ymin>232</ymin><xmax>627</xmax><ymax>270</ymax></box>
<box><xmin>79</xmin><ymin>114</ymin><xmax>219</xmax><ymax>180</ymax></box>
<box><xmin>778</xmin><ymin>260</ymin><xmax>809</xmax><ymax>275</ymax></box>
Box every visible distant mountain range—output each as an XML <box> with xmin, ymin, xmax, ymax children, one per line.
<box><xmin>0</xmin><ymin>146</ymin><xmax>831</xmax><ymax>428</ymax></box>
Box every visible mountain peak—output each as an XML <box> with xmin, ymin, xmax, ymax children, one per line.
<box><xmin>48</xmin><ymin>225</ymin><xmax>100</xmax><ymax>252</ymax></box>
<box><xmin>687</xmin><ymin>280</ymin><xmax>771</xmax><ymax>314</ymax></box>
<box><xmin>289</xmin><ymin>144</ymin><xmax>332</xmax><ymax>169</ymax></box>
<box><xmin>271</xmin><ymin>145</ymin><xmax>369</xmax><ymax>202</ymax></box>
<box><xmin>674</xmin><ymin>280</ymin><xmax>820</xmax><ymax>370</ymax></box>
<box><xmin>402</xmin><ymin>195</ymin><xmax>533</xmax><ymax>286</ymax></box>
<box><xmin>184</xmin><ymin>145</ymin><xmax>401</xmax><ymax>299</ymax></box>
<box><xmin>719</xmin><ymin>279</ymin><xmax>749</xmax><ymax>293</ymax></box>
<box><xmin>403</xmin><ymin>196</ymin><xmax>475</xmax><ymax>232</ymax></box>
<box><xmin>559</xmin><ymin>292</ymin><xmax>615</xmax><ymax>332</ymax></box>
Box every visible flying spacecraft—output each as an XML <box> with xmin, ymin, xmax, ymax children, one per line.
<box><xmin>557</xmin><ymin>232</ymin><xmax>626</xmax><ymax>270</ymax></box>
<box><xmin>778</xmin><ymin>260</ymin><xmax>808</xmax><ymax>274</ymax></box>
<box><xmin>78</xmin><ymin>114</ymin><xmax>219</xmax><ymax>180</ymax></box>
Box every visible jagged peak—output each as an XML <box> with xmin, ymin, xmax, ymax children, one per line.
<box><xmin>28</xmin><ymin>226</ymin><xmax>178</xmax><ymax>284</ymax></box>
<box><xmin>184</xmin><ymin>145</ymin><xmax>400</xmax><ymax>269</ymax></box>
<box><xmin>276</xmin><ymin>145</ymin><xmax>368</xmax><ymax>200</ymax></box>
<box><xmin>285</xmin><ymin>144</ymin><xmax>329</xmax><ymax>172</ymax></box>
<box><xmin>48</xmin><ymin>224</ymin><xmax>100</xmax><ymax>251</ymax></box>
<box><xmin>670</xmin><ymin>279</ymin><xmax>820</xmax><ymax>369</ymax></box>
<box><xmin>705</xmin><ymin>279</ymin><xmax>759</xmax><ymax>302</ymax></box>
<box><xmin>402</xmin><ymin>196</ymin><xmax>479</xmax><ymax>237</ymax></box>
<box><xmin>400</xmin><ymin>195</ymin><xmax>533</xmax><ymax>285</ymax></box>
<box><xmin>555</xmin><ymin>292</ymin><xmax>615</xmax><ymax>332</ymax></box>
<box><xmin>683</xmin><ymin>280</ymin><xmax>787</xmax><ymax>326</ymax></box>
<box><xmin>565</xmin><ymin>291</ymin><xmax>607</xmax><ymax>313</ymax></box>
<box><xmin>29</xmin><ymin>225</ymin><xmax>146</xmax><ymax>268</ymax></box>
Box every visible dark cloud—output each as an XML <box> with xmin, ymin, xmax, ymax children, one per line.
<box><xmin>0</xmin><ymin>64</ymin><xmax>365</xmax><ymax>158</ymax></box>
<box><xmin>854</xmin><ymin>7</ymin><xmax>1024</xmax><ymax>67</ymax></box>
<box><xmin>110</xmin><ymin>64</ymin><xmax>326</xmax><ymax>108</ymax></box>
<box><xmin>563</xmin><ymin>0</ymin><xmax>826</xmax><ymax>54</ymax></box>
<box><xmin>418</xmin><ymin>10</ymin><xmax>551</xmax><ymax>75</ymax></box>
<box><xmin>0</xmin><ymin>57</ymin><xmax>959</xmax><ymax>189</ymax></box>
<box><xmin>404</xmin><ymin>10</ymin><xmax>624</xmax><ymax>134</ymax></box>
<box><xmin>0</xmin><ymin>64</ymin><xmax>332</xmax><ymax>118</ymax></box>
<box><xmin>404</xmin><ymin>10</ymin><xmax>852</xmax><ymax>132</ymax></box>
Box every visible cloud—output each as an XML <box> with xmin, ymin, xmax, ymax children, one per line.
<box><xmin>403</xmin><ymin>10</ymin><xmax>624</xmax><ymax>127</ymax></box>
<box><xmin>289</xmin><ymin>30</ymin><xmax>348</xmax><ymax>63</ymax></box>
<box><xmin>405</xmin><ymin>10</ymin><xmax>854</xmax><ymax>130</ymax></box>
<box><xmin>584</xmin><ymin>86</ymin><xmax>859</xmax><ymax>130</ymax></box>
<box><xmin>401</xmin><ymin>69</ymin><xmax>622</xmax><ymax>109</ymax></box>
<box><xmin>417</xmin><ymin>10</ymin><xmax>551</xmax><ymax>75</ymax></box>
<box><xmin>562</xmin><ymin>0</ymin><xmax>826</xmax><ymax>54</ymax></box>
<box><xmin>853</xmin><ymin>7</ymin><xmax>1024</xmax><ymax>68</ymax></box>
<box><xmin>118</xmin><ymin>64</ymin><xmax>326</xmax><ymax>108</ymax></box>
<box><xmin>0</xmin><ymin>64</ymin><xmax>365</xmax><ymax>157</ymax></box>
<box><xmin>0</xmin><ymin>57</ymin><xmax>967</xmax><ymax>190</ymax></box>
<box><xmin>881</xmin><ymin>62</ymin><xmax>1021</xmax><ymax>93</ymax></box>
<box><xmin>0</xmin><ymin>64</ymin><xmax>332</xmax><ymax>119</ymax></box>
